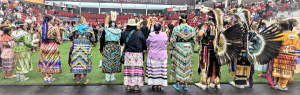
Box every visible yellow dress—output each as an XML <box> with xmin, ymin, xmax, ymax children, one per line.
<box><xmin>273</xmin><ymin>31</ymin><xmax>300</xmax><ymax>79</ymax></box>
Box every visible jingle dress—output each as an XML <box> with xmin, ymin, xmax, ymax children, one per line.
<box><xmin>37</xmin><ymin>26</ymin><xmax>62</xmax><ymax>73</ymax></box>
<box><xmin>68</xmin><ymin>24</ymin><xmax>95</xmax><ymax>74</ymax></box>
<box><xmin>170</xmin><ymin>24</ymin><xmax>195</xmax><ymax>82</ymax></box>
<box><xmin>100</xmin><ymin>28</ymin><xmax>122</xmax><ymax>73</ymax></box>
<box><xmin>11</xmin><ymin>30</ymin><xmax>34</xmax><ymax>74</ymax></box>
<box><xmin>0</xmin><ymin>35</ymin><xmax>15</xmax><ymax>71</ymax></box>
<box><xmin>145</xmin><ymin>31</ymin><xmax>168</xmax><ymax>87</ymax></box>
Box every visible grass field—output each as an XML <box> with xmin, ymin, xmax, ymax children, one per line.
<box><xmin>0</xmin><ymin>41</ymin><xmax>299</xmax><ymax>85</ymax></box>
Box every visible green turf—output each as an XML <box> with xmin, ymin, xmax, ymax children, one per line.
<box><xmin>0</xmin><ymin>41</ymin><xmax>299</xmax><ymax>85</ymax></box>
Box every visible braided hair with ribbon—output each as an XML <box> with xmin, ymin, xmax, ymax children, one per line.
<box><xmin>42</xmin><ymin>14</ymin><xmax>53</xmax><ymax>42</ymax></box>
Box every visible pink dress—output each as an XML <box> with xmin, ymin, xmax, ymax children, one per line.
<box><xmin>0</xmin><ymin>35</ymin><xmax>15</xmax><ymax>71</ymax></box>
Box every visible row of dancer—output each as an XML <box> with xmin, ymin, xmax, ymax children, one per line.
<box><xmin>0</xmin><ymin>6</ymin><xmax>297</xmax><ymax>92</ymax></box>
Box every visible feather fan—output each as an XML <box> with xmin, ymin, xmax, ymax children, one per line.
<box><xmin>250</xmin><ymin>24</ymin><xmax>283</xmax><ymax>64</ymax></box>
<box><xmin>216</xmin><ymin>24</ymin><xmax>243</xmax><ymax>66</ymax></box>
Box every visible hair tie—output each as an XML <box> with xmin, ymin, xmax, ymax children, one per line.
<box><xmin>42</xmin><ymin>18</ymin><xmax>49</xmax><ymax>42</ymax></box>
<box><xmin>293</xmin><ymin>22</ymin><xmax>298</xmax><ymax>26</ymax></box>
<box><xmin>155</xmin><ymin>23</ymin><xmax>159</xmax><ymax>27</ymax></box>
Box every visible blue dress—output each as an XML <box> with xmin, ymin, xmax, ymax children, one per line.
<box><xmin>68</xmin><ymin>24</ymin><xmax>95</xmax><ymax>74</ymax></box>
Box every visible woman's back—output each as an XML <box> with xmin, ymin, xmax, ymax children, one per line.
<box><xmin>146</xmin><ymin>32</ymin><xmax>168</xmax><ymax>60</ymax></box>
<box><xmin>121</xmin><ymin>30</ymin><xmax>146</xmax><ymax>52</ymax></box>
<box><xmin>275</xmin><ymin>31</ymin><xmax>300</xmax><ymax>49</ymax></box>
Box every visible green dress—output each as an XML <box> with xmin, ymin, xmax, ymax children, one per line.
<box><xmin>170</xmin><ymin>24</ymin><xmax>196</xmax><ymax>82</ymax></box>
<box><xmin>11</xmin><ymin>30</ymin><xmax>34</xmax><ymax>74</ymax></box>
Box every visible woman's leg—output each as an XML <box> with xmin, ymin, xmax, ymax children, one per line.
<box><xmin>152</xmin><ymin>85</ymin><xmax>157</xmax><ymax>91</ymax></box>
<box><xmin>157</xmin><ymin>85</ymin><xmax>161</xmax><ymax>91</ymax></box>
<box><xmin>48</xmin><ymin>73</ymin><xmax>56</xmax><ymax>83</ymax></box>
<box><xmin>16</xmin><ymin>73</ymin><xmax>20</xmax><ymax>81</ymax></box>
<box><xmin>83</xmin><ymin>74</ymin><xmax>89</xmax><ymax>84</ymax></box>
<box><xmin>126</xmin><ymin>85</ymin><xmax>130</xmax><ymax>91</ymax></box>
<box><xmin>276</xmin><ymin>77</ymin><xmax>289</xmax><ymax>90</ymax></box>
<box><xmin>76</xmin><ymin>74</ymin><xmax>81</xmax><ymax>84</ymax></box>
<box><xmin>111</xmin><ymin>73</ymin><xmax>116</xmax><ymax>82</ymax></box>
<box><xmin>105</xmin><ymin>73</ymin><xmax>111</xmax><ymax>82</ymax></box>
<box><xmin>3</xmin><ymin>71</ymin><xmax>7</xmax><ymax>78</ymax></box>
<box><xmin>289</xmin><ymin>75</ymin><xmax>294</xmax><ymax>83</ymax></box>
<box><xmin>183</xmin><ymin>82</ymin><xmax>188</xmax><ymax>91</ymax></box>
<box><xmin>20</xmin><ymin>74</ymin><xmax>29</xmax><ymax>82</ymax></box>
<box><xmin>43</xmin><ymin>73</ymin><xmax>48</xmax><ymax>83</ymax></box>
<box><xmin>134</xmin><ymin>85</ymin><xmax>141</xmax><ymax>92</ymax></box>
<box><xmin>173</xmin><ymin>81</ymin><xmax>180</xmax><ymax>90</ymax></box>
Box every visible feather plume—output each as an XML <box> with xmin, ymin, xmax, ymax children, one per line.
<box><xmin>80</xmin><ymin>15</ymin><xmax>87</xmax><ymax>23</ymax></box>
<box><xmin>111</xmin><ymin>11</ymin><xmax>117</xmax><ymax>21</ymax></box>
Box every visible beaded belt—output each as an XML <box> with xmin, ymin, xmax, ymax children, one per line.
<box><xmin>15</xmin><ymin>42</ymin><xmax>24</xmax><ymax>46</ymax></box>
<box><xmin>105</xmin><ymin>41</ymin><xmax>119</xmax><ymax>45</ymax></box>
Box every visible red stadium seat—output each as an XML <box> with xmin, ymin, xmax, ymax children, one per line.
<box><xmin>266</xmin><ymin>11</ymin><xmax>273</xmax><ymax>18</ymax></box>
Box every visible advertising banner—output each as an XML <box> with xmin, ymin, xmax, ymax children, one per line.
<box><xmin>180</xmin><ymin>7</ymin><xmax>187</xmax><ymax>11</ymax></box>
<box><xmin>67</xmin><ymin>4</ymin><xmax>73</xmax><ymax>8</ymax></box>
<box><xmin>167</xmin><ymin>8</ymin><xmax>173</xmax><ymax>11</ymax></box>
<box><xmin>45</xmin><ymin>1</ymin><xmax>53</xmax><ymax>6</ymax></box>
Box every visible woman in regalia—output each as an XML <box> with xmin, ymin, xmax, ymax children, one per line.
<box><xmin>145</xmin><ymin>23</ymin><xmax>168</xmax><ymax>91</ymax></box>
<box><xmin>170</xmin><ymin>14</ymin><xmax>196</xmax><ymax>91</ymax></box>
<box><xmin>37</xmin><ymin>14</ymin><xmax>62</xmax><ymax>83</ymax></box>
<box><xmin>63</xmin><ymin>23</ymin><xmax>69</xmax><ymax>41</ymax></box>
<box><xmin>0</xmin><ymin>27</ymin><xmax>16</xmax><ymax>78</ymax></box>
<box><xmin>100</xmin><ymin>11</ymin><xmax>122</xmax><ymax>83</ymax></box>
<box><xmin>122</xmin><ymin>19</ymin><xmax>146</xmax><ymax>92</ymax></box>
<box><xmin>271</xmin><ymin>19</ymin><xmax>300</xmax><ymax>91</ymax></box>
<box><xmin>11</xmin><ymin>20</ymin><xmax>34</xmax><ymax>82</ymax></box>
<box><xmin>68</xmin><ymin>16</ymin><xmax>95</xmax><ymax>84</ymax></box>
